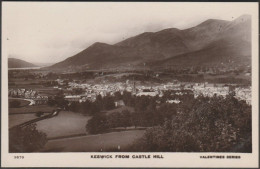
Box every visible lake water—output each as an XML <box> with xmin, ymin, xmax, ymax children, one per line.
<box><xmin>8</xmin><ymin>67</ymin><xmax>42</xmax><ymax>70</ymax></box>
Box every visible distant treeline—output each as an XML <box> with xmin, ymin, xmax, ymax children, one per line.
<box><xmin>171</xmin><ymin>74</ymin><xmax>250</xmax><ymax>85</ymax></box>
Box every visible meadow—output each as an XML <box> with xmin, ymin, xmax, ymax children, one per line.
<box><xmin>36</xmin><ymin>111</ymin><xmax>91</xmax><ymax>138</ymax></box>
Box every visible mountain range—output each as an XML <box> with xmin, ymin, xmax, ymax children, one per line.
<box><xmin>49</xmin><ymin>14</ymin><xmax>251</xmax><ymax>70</ymax></box>
<box><xmin>8</xmin><ymin>58</ymin><xmax>37</xmax><ymax>68</ymax></box>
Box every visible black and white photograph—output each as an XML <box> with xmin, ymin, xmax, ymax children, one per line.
<box><xmin>1</xmin><ymin>1</ymin><xmax>259</xmax><ymax>168</ymax></box>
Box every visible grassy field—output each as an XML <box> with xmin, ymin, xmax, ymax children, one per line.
<box><xmin>36</xmin><ymin>111</ymin><xmax>91</xmax><ymax>138</ymax></box>
<box><xmin>42</xmin><ymin>130</ymin><xmax>145</xmax><ymax>152</ymax></box>
<box><xmin>9</xmin><ymin>98</ymin><xmax>30</xmax><ymax>107</ymax></box>
<box><xmin>9</xmin><ymin>114</ymin><xmax>41</xmax><ymax>128</ymax></box>
<box><xmin>9</xmin><ymin>105</ymin><xmax>57</xmax><ymax>114</ymax></box>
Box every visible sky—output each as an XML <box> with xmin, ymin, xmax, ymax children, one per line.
<box><xmin>2</xmin><ymin>2</ymin><xmax>257</xmax><ymax>64</ymax></box>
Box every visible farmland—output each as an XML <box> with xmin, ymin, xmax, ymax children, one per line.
<box><xmin>9</xmin><ymin>104</ymin><xmax>56</xmax><ymax>128</ymax></box>
<box><xmin>9</xmin><ymin>98</ymin><xmax>30</xmax><ymax>107</ymax></box>
<box><xmin>42</xmin><ymin>130</ymin><xmax>145</xmax><ymax>152</ymax></box>
<box><xmin>9</xmin><ymin>78</ymin><xmax>61</xmax><ymax>96</ymax></box>
<box><xmin>36</xmin><ymin>111</ymin><xmax>91</xmax><ymax>138</ymax></box>
<box><xmin>9</xmin><ymin>105</ymin><xmax>57</xmax><ymax>114</ymax></box>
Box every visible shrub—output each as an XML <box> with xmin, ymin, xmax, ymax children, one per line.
<box><xmin>9</xmin><ymin>124</ymin><xmax>47</xmax><ymax>152</ymax></box>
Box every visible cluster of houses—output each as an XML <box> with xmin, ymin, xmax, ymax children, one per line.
<box><xmin>191</xmin><ymin>83</ymin><xmax>251</xmax><ymax>104</ymax></box>
<box><xmin>192</xmin><ymin>83</ymin><xmax>230</xmax><ymax>98</ymax></box>
<box><xmin>234</xmin><ymin>87</ymin><xmax>252</xmax><ymax>105</ymax></box>
<box><xmin>64</xmin><ymin>94</ymin><xmax>96</xmax><ymax>103</ymax></box>
<box><xmin>9</xmin><ymin>79</ymin><xmax>252</xmax><ymax>107</ymax></box>
<box><xmin>62</xmin><ymin>80</ymin><xmax>251</xmax><ymax>105</ymax></box>
<box><xmin>8</xmin><ymin>88</ymin><xmax>48</xmax><ymax>105</ymax></box>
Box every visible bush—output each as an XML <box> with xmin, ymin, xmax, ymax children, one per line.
<box><xmin>9</xmin><ymin>124</ymin><xmax>47</xmax><ymax>152</ymax></box>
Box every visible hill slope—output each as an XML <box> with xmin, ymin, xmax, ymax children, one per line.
<box><xmin>49</xmin><ymin>15</ymin><xmax>251</xmax><ymax>70</ymax></box>
<box><xmin>153</xmin><ymin>14</ymin><xmax>251</xmax><ymax>68</ymax></box>
<box><xmin>8</xmin><ymin>58</ymin><xmax>37</xmax><ymax>68</ymax></box>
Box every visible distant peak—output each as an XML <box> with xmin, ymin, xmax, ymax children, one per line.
<box><xmin>88</xmin><ymin>42</ymin><xmax>110</xmax><ymax>49</ymax></box>
<box><xmin>136</xmin><ymin>32</ymin><xmax>153</xmax><ymax>37</ymax></box>
<box><xmin>197</xmin><ymin>18</ymin><xmax>230</xmax><ymax>27</ymax></box>
<box><xmin>9</xmin><ymin>57</ymin><xmax>22</xmax><ymax>61</ymax></box>
<box><xmin>155</xmin><ymin>28</ymin><xmax>180</xmax><ymax>34</ymax></box>
<box><xmin>92</xmin><ymin>42</ymin><xmax>109</xmax><ymax>46</ymax></box>
<box><xmin>233</xmin><ymin>14</ymin><xmax>251</xmax><ymax>22</ymax></box>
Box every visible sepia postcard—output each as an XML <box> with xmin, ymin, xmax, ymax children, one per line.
<box><xmin>1</xmin><ymin>1</ymin><xmax>259</xmax><ymax>168</ymax></box>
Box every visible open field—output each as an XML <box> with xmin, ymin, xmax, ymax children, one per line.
<box><xmin>9</xmin><ymin>105</ymin><xmax>57</xmax><ymax>114</ymax></box>
<box><xmin>36</xmin><ymin>111</ymin><xmax>91</xmax><ymax>138</ymax></box>
<box><xmin>42</xmin><ymin>130</ymin><xmax>145</xmax><ymax>152</ymax></box>
<box><xmin>9</xmin><ymin>98</ymin><xmax>30</xmax><ymax>107</ymax></box>
<box><xmin>9</xmin><ymin>114</ymin><xmax>41</xmax><ymax>128</ymax></box>
<box><xmin>9</xmin><ymin>78</ymin><xmax>44</xmax><ymax>86</ymax></box>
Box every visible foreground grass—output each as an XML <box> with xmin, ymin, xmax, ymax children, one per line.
<box><xmin>42</xmin><ymin>130</ymin><xmax>145</xmax><ymax>152</ymax></box>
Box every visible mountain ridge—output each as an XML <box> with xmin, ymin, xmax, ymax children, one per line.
<box><xmin>8</xmin><ymin>58</ymin><xmax>38</xmax><ymax>68</ymax></box>
<box><xmin>49</xmin><ymin>15</ymin><xmax>251</xmax><ymax>71</ymax></box>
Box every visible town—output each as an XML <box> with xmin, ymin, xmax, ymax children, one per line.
<box><xmin>9</xmin><ymin>78</ymin><xmax>251</xmax><ymax>106</ymax></box>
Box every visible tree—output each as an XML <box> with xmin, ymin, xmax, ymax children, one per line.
<box><xmin>35</xmin><ymin>111</ymin><xmax>44</xmax><ymax>117</ymax></box>
<box><xmin>80</xmin><ymin>100</ymin><xmax>100</xmax><ymax>115</ymax></box>
<box><xmin>9</xmin><ymin>124</ymin><xmax>47</xmax><ymax>152</ymax></box>
<box><xmin>49</xmin><ymin>91</ymin><xmax>69</xmax><ymax>109</ymax></box>
<box><xmin>114</xmin><ymin>91</ymin><xmax>123</xmax><ymax>100</ymax></box>
<box><xmin>120</xmin><ymin>110</ymin><xmax>131</xmax><ymax>128</ymax></box>
<box><xmin>86</xmin><ymin>114</ymin><xmax>108</xmax><ymax>134</ymax></box>
<box><xmin>102</xmin><ymin>96</ymin><xmax>115</xmax><ymax>110</ymax></box>
<box><xmin>107</xmin><ymin>112</ymin><xmax>121</xmax><ymax>128</ymax></box>
<box><xmin>47</xmin><ymin>97</ymin><xmax>56</xmax><ymax>106</ymax></box>
<box><xmin>129</xmin><ymin>93</ymin><xmax>251</xmax><ymax>152</ymax></box>
<box><xmin>72</xmin><ymin>88</ymin><xmax>84</xmax><ymax>95</ymax></box>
